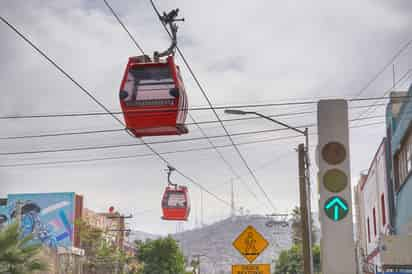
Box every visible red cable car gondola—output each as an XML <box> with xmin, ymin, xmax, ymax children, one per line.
<box><xmin>118</xmin><ymin>9</ymin><xmax>188</xmax><ymax>138</ymax></box>
<box><xmin>161</xmin><ymin>166</ymin><xmax>190</xmax><ymax>221</ymax></box>
<box><xmin>119</xmin><ymin>55</ymin><xmax>188</xmax><ymax>137</ymax></box>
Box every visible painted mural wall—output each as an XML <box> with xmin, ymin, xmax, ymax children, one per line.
<box><xmin>0</xmin><ymin>192</ymin><xmax>82</xmax><ymax>249</ymax></box>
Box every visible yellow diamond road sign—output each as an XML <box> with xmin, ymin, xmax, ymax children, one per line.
<box><xmin>232</xmin><ymin>225</ymin><xmax>269</xmax><ymax>263</ymax></box>
<box><xmin>232</xmin><ymin>264</ymin><xmax>270</xmax><ymax>274</ymax></box>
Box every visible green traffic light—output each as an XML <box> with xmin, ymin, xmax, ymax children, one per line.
<box><xmin>324</xmin><ymin>196</ymin><xmax>349</xmax><ymax>221</ymax></box>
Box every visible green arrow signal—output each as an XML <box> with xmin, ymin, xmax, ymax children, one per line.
<box><xmin>324</xmin><ymin>196</ymin><xmax>349</xmax><ymax>221</ymax></box>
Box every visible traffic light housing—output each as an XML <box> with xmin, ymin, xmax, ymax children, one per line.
<box><xmin>317</xmin><ymin>100</ymin><xmax>356</xmax><ymax>273</ymax></box>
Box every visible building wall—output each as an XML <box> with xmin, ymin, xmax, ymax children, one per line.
<box><xmin>386</xmin><ymin>83</ymin><xmax>412</xmax><ymax>235</ymax></box>
<box><xmin>357</xmin><ymin>139</ymin><xmax>391</xmax><ymax>270</ymax></box>
<box><xmin>0</xmin><ymin>192</ymin><xmax>83</xmax><ymax>249</ymax></box>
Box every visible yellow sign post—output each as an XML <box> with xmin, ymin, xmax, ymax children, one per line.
<box><xmin>232</xmin><ymin>264</ymin><xmax>270</xmax><ymax>274</ymax></box>
<box><xmin>232</xmin><ymin>225</ymin><xmax>269</xmax><ymax>263</ymax></box>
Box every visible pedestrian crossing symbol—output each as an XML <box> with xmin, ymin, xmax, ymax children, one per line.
<box><xmin>232</xmin><ymin>225</ymin><xmax>269</xmax><ymax>263</ymax></box>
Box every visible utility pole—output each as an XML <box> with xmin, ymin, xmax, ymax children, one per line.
<box><xmin>231</xmin><ymin>179</ymin><xmax>235</xmax><ymax>218</ymax></box>
<box><xmin>15</xmin><ymin>200</ymin><xmax>23</xmax><ymax>224</ymax></box>
<box><xmin>107</xmin><ymin>212</ymin><xmax>133</xmax><ymax>274</ymax></box>
<box><xmin>193</xmin><ymin>254</ymin><xmax>201</xmax><ymax>274</ymax></box>
<box><xmin>200</xmin><ymin>190</ymin><xmax>204</xmax><ymax>227</ymax></box>
<box><xmin>299</xmin><ymin>143</ymin><xmax>314</xmax><ymax>274</ymax></box>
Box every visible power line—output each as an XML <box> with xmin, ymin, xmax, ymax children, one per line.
<box><xmin>0</xmin><ymin>15</ymin><xmax>231</xmax><ymax>208</ymax></box>
<box><xmin>353</xmin><ymin>68</ymin><xmax>412</xmax><ymax>124</ymax></box>
<box><xmin>0</xmin><ymin>112</ymin><xmax>386</xmax><ymax>156</ymax></box>
<box><xmin>0</xmin><ymin>128</ymin><xmax>125</xmax><ymax>140</ymax></box>
<box><xmin>0</xmin><ymin>97</ymin><xmax>394</xmax><ymax>121</ymax></box>
<box><xmin>354</xmin><ymin>38</ymin><xmax>412</xmax><ymax>97</ymax></box>
<box><xmin>188</xmin><ymin>113</ymin><xmax>262</xmax><ymax>204</ymax></box>
<box><xmin>0</xmin><ymin>125</ymin><xmax>317</xmax><ymax>156</ymax></box>
<box><xmin>0</xmin><ymin>135</ymin><xmax>301</xmax><ymax>167</ymax></box>
<box><xmin>0</xmin><ymin>104</ymin><xmax>387</xmax><ymax>140</ymax></box>
<box><xmin>0</xmin><ymin>120</ymin><xmax>385</xmax><ymax>168</ymax></box>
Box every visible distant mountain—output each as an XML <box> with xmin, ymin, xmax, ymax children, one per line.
<box><xmin>127</xmin><ymin>230</ymin><xmax>160</xmax><ymax>243</ymax></box>
<box><xmin>173</xmin><ymin>215</ymin><xmax>294</xmax><ymax>274</ymax></box>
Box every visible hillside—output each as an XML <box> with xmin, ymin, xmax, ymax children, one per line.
<box><xmin>173</xmin><ymin>215</ymin><xmax>293</xmax><ymax>274</ymax></box>
<box><xmin>127</xmin><ymin>230</ymin><xmax>160</xmax><ymax>242</ymax></box>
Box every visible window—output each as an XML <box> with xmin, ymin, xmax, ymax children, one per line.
<box><xmin>396</xmin><ymin>135</ymin><xmax>412</xmax><ymax>189</ymax></box>
<box><xmin>166</xmin><ymin>192</ymin><xmax>186</xmax><ymax>208</ymax></box>
<box><xmin>367</xmin><ymin>217</ymin><xmax>371</xmax><ymax>243</ymax></box>
<box><xmin>373</xmin><ymin>208</ymin><xmax>377</xmax><ymax>237</ymax></box>
<box><xmin>381</xmin><ymin>193</ymin><xmax>386</xmax><ymax>227</ymax></box>
<box><xmin>124</xmin><ymin>66</ymin><xmax>176</xmax><ymax>107</ymax></box>
<box><xmin>405</xmin><ymin>144</ymin><xmax>412</xmax><ymax>174</ymax></box>
<box><xmin>394</xmin><ymin>153</ymin><xmax>401</xmax><ymax>191</ymax></box>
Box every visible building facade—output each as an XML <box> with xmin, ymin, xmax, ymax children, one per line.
<box><xmin>386</xmin><ymin>83</ymin><xmax>412</xmax><ymax>235</ymax></box>
<box><xmin>83</xmin><ymin>208</ymin><xmax>127</xmax><ymax>250</ymax></box>
<box><xmin>0</xmin><ymin>192</ymin><xmax>83</xmax><ymax>249</ymax></box>
<box><xmin>355</xmin><ymin>139</ymin><xmax>392</xmax><ymax>272</ymax></box>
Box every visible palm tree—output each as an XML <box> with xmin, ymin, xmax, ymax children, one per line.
<box><xmin>0</xmin><ymin>222</ymin><xmax>48</xmax><ymax>274</ymax></box>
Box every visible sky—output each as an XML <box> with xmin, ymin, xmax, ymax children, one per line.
<box><xmin>1</xmin><ymin>0</ymin><xmax>411</xmax><ymax>235</ymax></box>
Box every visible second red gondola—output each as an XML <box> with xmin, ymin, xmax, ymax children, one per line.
<box><xmin>119</xmin><ymin>55</ymin><xmax>189</xmax><ymax>138</ymax></box>
<box><xmin>161</xmin><ymin>185</ymin><xmax>190</xmax><ymax>221</ymax></box>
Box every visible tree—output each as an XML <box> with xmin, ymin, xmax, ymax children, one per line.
<box><xmin>274</xmin><ymin>244</ymin><xmax>321</xmax><ymax>274</ymax></box>
<box><xmin>274</xmin><ymin>207</ymin><xmax>321</xmax><ymax>273</ymax></box>
<box><xmin>136</xmin><ymin>237</ymin><xmax>186</xmax><ymax>274</ymax></box>
<box><xmin>290</xmin><ymin>206</ymin><xmax>317</xmax><ymax>245</ymax></box>
<box><xmin>78</xmin><ymin>219</ymin><xmax>133</xmax><ymax>274</ymax></box>
<box><xmin>0</xmin><ymin>222</ymin><xmax>48</xmax><ymax>274</ymax></box>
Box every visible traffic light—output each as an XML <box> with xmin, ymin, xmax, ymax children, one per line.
<box><xmin>317</xmin><ymin>100</ymin><xmax>356</xmax><ymax>274</ymax></box>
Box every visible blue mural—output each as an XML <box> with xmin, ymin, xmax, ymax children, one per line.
<box><xmin>0</xmin><ymin>192</ymin><xmax>76</xmax><ymax>249</ymax></box>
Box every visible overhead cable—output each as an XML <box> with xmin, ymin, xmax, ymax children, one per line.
<box><xmin>0</xmin><ymin>120</ymin><xmax>385</xmax><ymax>168</ymax></box>
<box><xmin>0</xmin><ymin>15</ymin><xmax>231</xmax><ymax>207</ymax></box>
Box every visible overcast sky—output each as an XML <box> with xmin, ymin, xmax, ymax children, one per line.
<box><xmin>1</xmin><ymin>0</ymin><xmax>411</xmax><ymax>235</ymax></box>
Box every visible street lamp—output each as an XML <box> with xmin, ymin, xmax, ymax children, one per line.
<box><xmin>224</xmin><ymin>109</ymin><xmax>314</xmax><ymax>274</ymax></box>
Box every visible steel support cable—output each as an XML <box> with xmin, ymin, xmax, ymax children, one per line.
<box><xmin>102</xmin><ymin>0</ymin><xmax>290</xmax><ymax>212</ymax></box>
<box><xmin>103</xmin><ymin>0</ymin><xmax>261</xmax><ymax>205</ymax></box>
<box><xmin>0</xmin><ymin>16</ymin><xmax>231</xmax><ymax>208</ymax></box>
<box><xmin>188</xmin><ymin>114</ymin><xmax>261</xmax><ymax>202</ymax></box>
<box><xmin>102</xmin><ymin>0</ymin><xmax>146</xmax><ymax>55</ymax></box>
<box><xmin>0</xmin><ymin>120</ymin><xmax>385</xmax><ymax>168</ymax></box>
<box><xmin>150</xmin><ymin>0</ymin><xmax>276</xmax><ymax>212</ymax></box>
<box><xmin>0</xmin><ymin>16</ymin><xmax>124</xmax><ymax>127</ymax></box>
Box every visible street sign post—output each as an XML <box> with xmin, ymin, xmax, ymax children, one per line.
<box><xmin>232</xmin><ymin>226</ymin><xmax>269</xmax><ymax>263</ymax></box>
<box><xmin>232</xmin><ymin>264</ymin><xmax>270</xmax><ymax>274</ymax></box>
<box><xmin>317</xmin><ymin>100</ymin><xmax>356</xmax><ymax>273</ymax></box>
